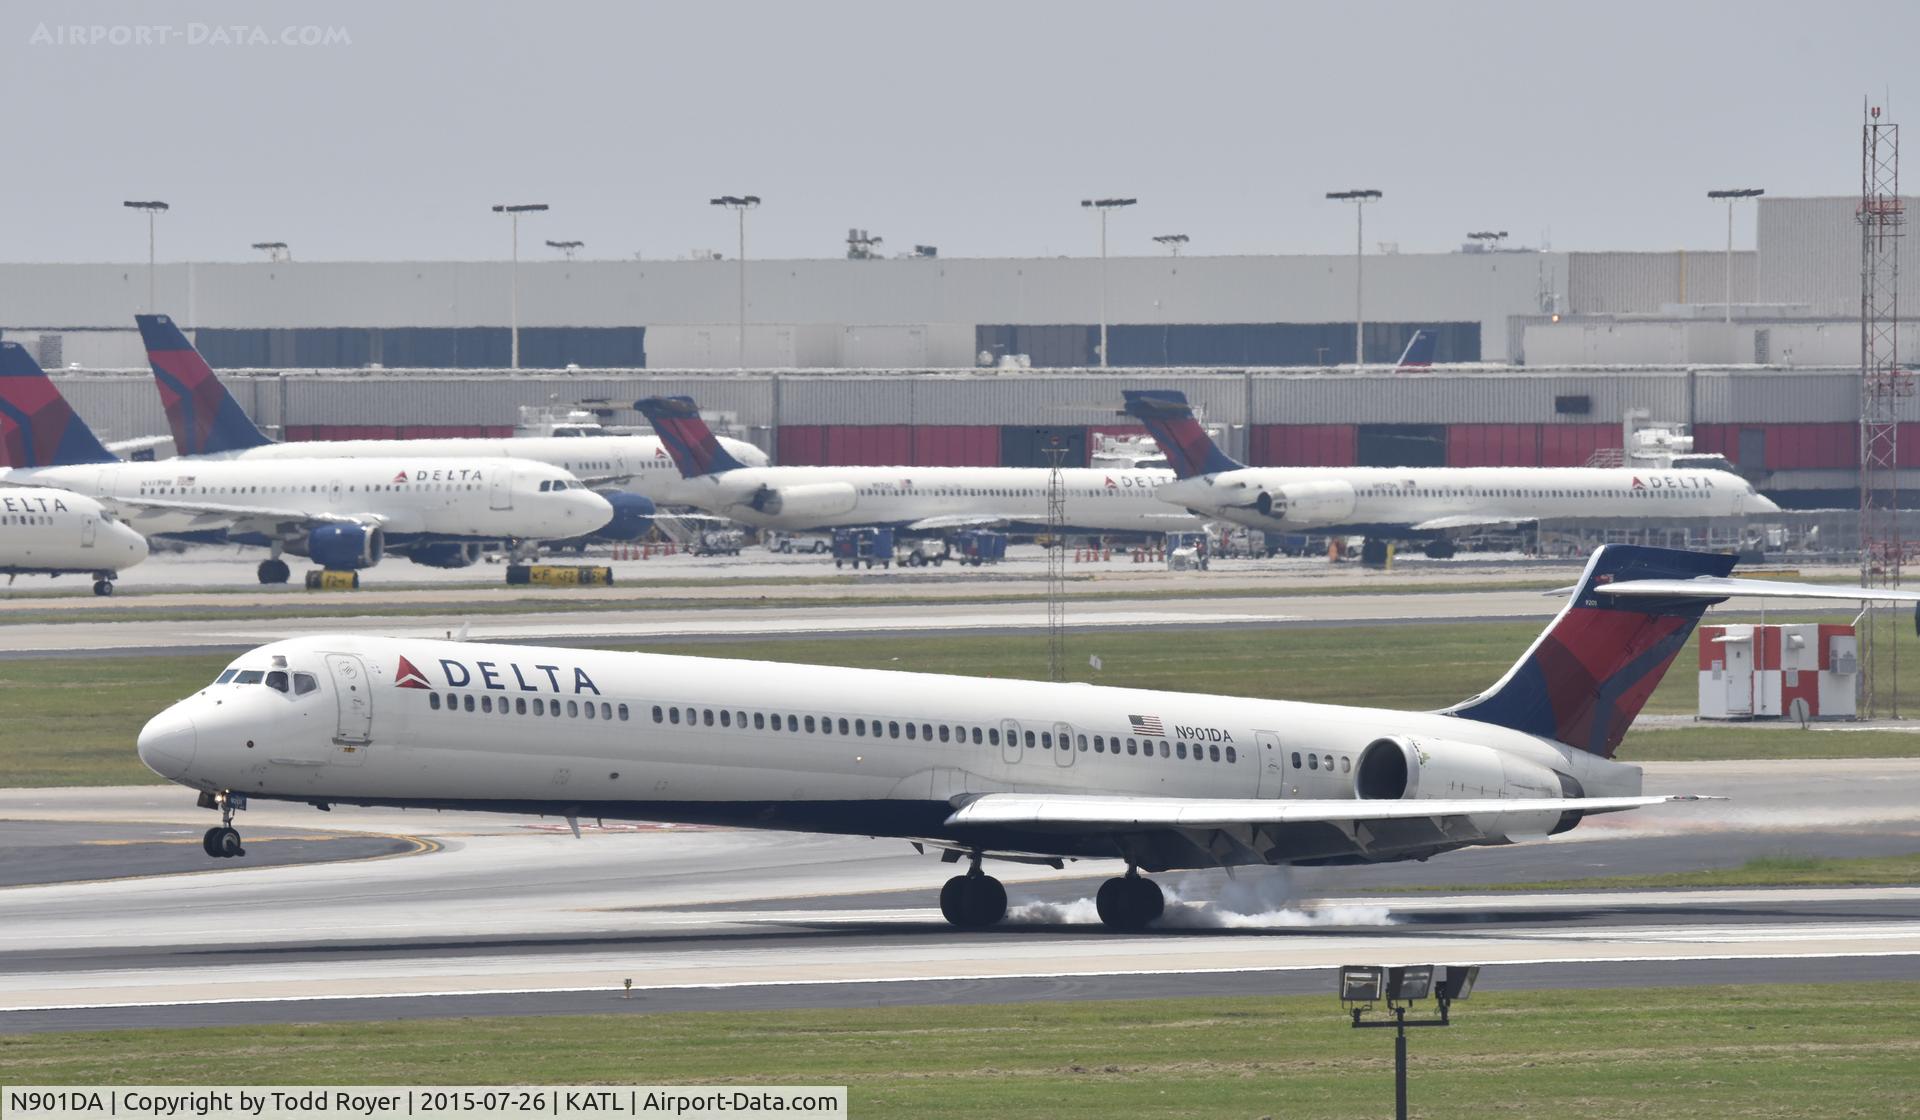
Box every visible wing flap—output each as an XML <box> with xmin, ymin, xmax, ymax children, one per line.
<box><xmin>944</xmin><ymin>792</ymin><xmax>1710</xmax><ymax>830</ymax></box>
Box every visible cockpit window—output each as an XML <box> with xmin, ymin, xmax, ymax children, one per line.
<box><xmin>265</xmin><ymin>671</ymin><xmax>290</xmax><ymax>694</ymax></box>
<box><xmin>293</xmin><ymin>672</ymin><xmax>318</xmax><ymax>696</ymax></box>
<box><xmin>234</xmin><ymin>670</ymin><xmax>265</xmax><ymax>684</ymax></box>
<box><xmin>215</xmin><ymin>669</ymin><xmax>239</xmax><ymax>684</ymax></box>
<box><xmin>539</xmin><ymin>480</ymin><xmax>552</xmax><ymax>492</ymax></box>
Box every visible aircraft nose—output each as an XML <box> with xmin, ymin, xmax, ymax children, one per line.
<box><xmin>574</xmin><ymin>489</ymin><xmax>615</xmax><ymax>531</ymax></box>
<box><xmin>120</xmin><ymin>525</ymin><xmax>151</xmax><ymax>565</ymax></box>
<box><xmin>137</xmin><ymin>706</ymin><xmax>197</xmax><ymax>781</ymax></box>
<box><xmin>1749</xmin><ymin>490</ymin><xmax>1782</xmax><ymax>514</ymax></box>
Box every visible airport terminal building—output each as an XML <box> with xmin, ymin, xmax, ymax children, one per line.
<box><xmin>2</xmin><ymin>194</ymin><xmax>1915</xmax><ymax>506</ymax></box>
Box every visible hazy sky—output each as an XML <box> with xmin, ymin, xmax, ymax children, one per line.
<box><xmin>7</xmin><ymin>0</ymin><xmax>1917</xmax><ymax>263</ymax></box>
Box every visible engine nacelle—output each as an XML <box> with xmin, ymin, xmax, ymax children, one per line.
<box><xmin>1354</xmin><ymin>734</ymin><xmax>1579</xmax><ymax>839</ymax></box>
<box><xmin>1252</xmin><ymin>480</ymin><xmax>1357</xmax><ymax>526</ymax></box>
<box><xmin>589</xmin><ymin>492</ymin><xmax>657</xmax><ymax>541</ymax></box>
<box><xmin>407</xmin><ymin>541</ymin><xmax>481</xmax><ymax>569</ymax></box>
<box><xmin>747</xmin><ymin>481</ymin><xmax>858</xmax><ymax>521</ymax></box>
<box><xmin>307</xmin><ymin>523</ymin><xmax>384</xmax><ymax>570</ymax></box>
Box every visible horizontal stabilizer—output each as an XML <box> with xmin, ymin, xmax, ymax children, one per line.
<box><xmin>944</xmin><ymin>791</ymin><xmax>1711</xmax><ymax>830</ymax></box>
<box><xmin>1592</xmin><ymin>576</ymin><xmax>1920</xmax><ymax>603</ymax></box>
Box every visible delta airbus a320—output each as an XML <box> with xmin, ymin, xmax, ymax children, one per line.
<box><xmin>136</xmin><ymin>544</ymin><xmax>1916</xmax><ymax>931</ymax></box>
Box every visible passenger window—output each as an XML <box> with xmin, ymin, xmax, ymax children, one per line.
<box><xmin>1325</xmin><ymin>754</ymin><xmax>1334</xmax><ymax>770</ymax></box>
<box><xmin>770</xmin><ymin>712</ymin><xmax>782</xmax><ymax>730</ymax></box>
<box><xmin>1292</xmin><ymin>751</ymin><xmax>1303</xmax><ymax>769</ymax></box>
<box><xmin>481</xmin><ymin>695</ymin><xmax>493</xmax><ymax>713</ymax></box>
<box><xmin>988</xmin><ymin>727</ymin><xmax>1000</xmax><ymax>746</ymax></box>
<box><xmin>720</xmin><ymin>710</ymin><xmax>731</xmax><ymax>727</ymax></box>
<box><xmin>737</xmin><ymin>711</ymin><xmax>747</xmax><ymax>727</ymax></box>
<box><xmin>1340</xmin><ymin>756</ymin><xmax>1349</xmax><ymax>772</ymax></box>
<box><xmin>670</xmin><ymin>707</ymin><xmax>681</xmax><ymax>725</ymax></box>
<box><xmin>906</xmin><ymin>723</ymin><xmax>917</xmax><ymax>740</ymax></box>
<box><xmin>1093</xmin><ymin>736</ymin><xmax>1104</xmax><ymax>751</ymax></box>
<box><xmin>293</xmin><ymin>672</ymin><xmax>318</xmax><ymax>695</ymax></box>
<box><xmin>755</xmin><ymin>713</ymin><xmax>766</xmax><ymax>729</ymax></box>
<box><xmin>1176</xmin><ymin>742</ymin><xmax>1187</xmax><ymax>759</ymax></box>
<box><xmin>1226</xmin><ymin>746</ymin><xmax>1237</xmax><ymax>763</ymax></box>
<box><xmin>938</xmin><ymin>725</ymin><xmax>950</xmax><ymax>742</ymax></box>
<box><xmin>265</xmin><ymin>671</ymin><xmax>289</xmax><ymax>693</ymax></box>
<box><xmin>517</xmin><ymin>698</ymin><xmax>528</xmax><ymax>715</ymax></box>
<box><xmin>1160</xmin><ymin>742</ymin><xmax>1171</xmax><ymax>758</ymax></box>
<box><xmin>1024</xmin><ymin>730</ymin><xmax>1036</xmax><ymax>748</ymax></box>
<box><xmin>1128</xmin><ymin>741</ymin><xmax>1139</xmax><ymax>756</ymax></box>
<box><xmin>534</xmin><ymin>698</ymin><xmax>546</xmax><ymax>715</ymax></box>
<box><xmin>235</xmin><ymin>670</ymin><xmax>265</xmax><ymax>684</ymax></box>
<box><xmin>1041</xmin><ymin>732</ymin><xmax>1052</xmax><ymax>749</ymax></box>
<box><xmin>1308</xmin><ymin>754</ymin><xmax>1319</xmax><ymax>769</ymax></box>
<box><xmin>585</xmin><ymin>703</ymin><xmax>596</xmax><ymax>720</ymax></box>
<box><xmin>216</xmin><ymin>669</ymin><xmax>239</xmax><ymax>684</ymax></box>
<box><xmin>568</xmin><ymin>701</ymin><xmax>579</xmax><ymax>717</ymax></box>
<box><xmin>889</xmin><ymin>721</ymin><xmax>901</xmax><ymax>738</ymax></box>
<box><xmin>1079</xmin><ymin>734</ymin><xmax>1089</xmax><ymax>752</ymax></box>
<box><xmin>430</xmin><ymin>693</ymin><xmax>441</xmax><ymax>710</ymax></box>
<box><xmin>855</xmin><ymin>718</ymin><xmax>866</xmax><ymax>736</ymax></box>
<box><xmin>619</xmin><ymin>704</ymin><xmax>630</xmax><ymax>721</ymax></box>
<box><xmin>971</xmin><ymin>727</ymin><xmax>983</xmax><ymax>745</ymax></box>
<box><xmin>805</xmin><ymin>715</ymin><xmax>817</xmax><ymax>733</ymax></box>
<box><xmin>788</xmin><ymin>715</ymin><xmax>799</xmax><ymax>732</ymax></box>
<box><xmin>704</xmin><ymin>709</ymin><xmax>715</xmax><ymax>726</ymax></box>
<box><xmin>839</xmin><ymin>718</ymin><xmax>850</xmax><ymax>735</ymax></box>
<box><xmin>551</xmin><ymin>700</ymin><xmax>562</xmax><ymax>718</ymax></box>
<box><xmin>464</xmin><ymin>695</ymin><xmax>475</xmax><ymax>712</ymax></box>
<box><xmin>1210</xmin><ymin>745</ymin><xmax>1221</xmax><ymax>762</ymax></box>
<box><xmin>653</xmin><ymin>705</ymin><xmax>664</xmax><ymax>723</ymax></box>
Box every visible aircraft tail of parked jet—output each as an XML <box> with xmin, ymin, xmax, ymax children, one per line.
<box><xmin>634</xmin><ymin>395</ymin><xmax>751</xmax><ymax>478</ymax></box>
<box><xmin>1119</xmin><ymin>389</ymin><xmax>1244</xmax><ymax>479</ymax></box>
<box><xmin>136</xmin><ymin>314</ymin><xmax>275</xmax><ymax>455</ymax></box>
<box><xmin>1443</xmin><ymin>545</ymin><xmax>1735</xmax><ymax>757</ymax></box>
<box><xmin>0</xmin><ymin>342</ymin><xmax>119</xmax><ymax>468</ymax></box>
<box><xmin>1396</xmin><ymin>329</ymin><xmax>1437</xmax><ymax>369</ymax></box>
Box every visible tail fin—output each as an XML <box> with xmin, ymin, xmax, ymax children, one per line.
<box><xmin>633</xmin><ymin>395</ymin><xmax>748</xmax><ymax>478</ymax></box>
<box><xmin>1119</xmin><ymin>390</ymin><xmax>1244</xmax><ymax>479</ymax></box>
<box><xmin>1395</xmin><ymin>329</ymin><xmax>1437</xmax><ymax>369</ymax></box>
<box><xmin>1444</xmin><ymin>545</ymin><xmax>1737</xmax><ymax>758</ymax></box>
<box><xmin>136</xmin><ymin>314</ymin><xmax>274</xmax><ymax>454</ymax></box>
<box><xmin>0</xmin><ymin>342</ymin><xmax>118</xmax><ymax>467</ymax></box>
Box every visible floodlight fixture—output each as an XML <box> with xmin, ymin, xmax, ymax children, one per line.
<box><xmin>251</xmin><ymin>241</ymin><xmax>290</xmax><ymax>262</ymax></box>
<box><xmin>1340</xmin><ymin>965</ymin><xmax>1384</xmax><ymax>1005</ymax></box>
<box><xmin>1153</xmin><ymin>233</ymin><xmax>1190</xmax><ymax>256</ymax></box>
<box><xmin>1435</xmin><ymin>965</ymin><xmax>1479</xmax><ymax>1002</ymax></box>
<box><xmin>545</xmin><ymin>239</ymin><xmax>584</xmax><ymax>261</ymax></box>
<box><xmin>1385</xmin><ymin>965</ymin><xmax>1433</xmax><ymax>1002</ymax></box>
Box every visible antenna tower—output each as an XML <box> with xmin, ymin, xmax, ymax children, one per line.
<box><xmin>1859</xmin><ymin>102</ymin><xmax>1908</xmax><ymax>716</ymax></box>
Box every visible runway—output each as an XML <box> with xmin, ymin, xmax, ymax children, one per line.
<box><xmin>3</xmin><ymin>759</ymin><xmax>1916</xmax><ymax>1033</ymax></box>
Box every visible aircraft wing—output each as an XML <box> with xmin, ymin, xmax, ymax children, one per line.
<box><xmin>906</xmin><ymin>514</ymin><xmax>1013</xmax><ymax>531</ymax></box>
<box><xmin>1592</xmin><ymin>576</ymin><xmax>1920</xmax><ymax>603</ymax></box>
<box><xmin>1409</xmin><ymin>514</ymin><xmax>1529</xmax><ymax>532</ymax></box>
<box><xmin>943</xmin><ymin>792</ymin><xmax>1708</xmax><ymax>831</ymax></box>
<box><xmin>110</xmin><ymin>496</ymin><xmax>379</xmax><ymax>525</ymax></box>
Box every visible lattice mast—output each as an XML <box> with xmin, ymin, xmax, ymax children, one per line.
<box><xmin>1859</xmin><ymin>103</ymin><xmax>1908</xmax><ymax>716</ymax></box>
<box><xmin>1043</xmin><ymin>440</ymin><xmax>1069</xmax><ymax>683</ymax></box>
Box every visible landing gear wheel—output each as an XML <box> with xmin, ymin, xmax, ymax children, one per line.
<box><xmin>92</xmin><ymin>579</ymin><xmax>113</xmax><ymax>596</ymax></box>
<box><xmin>1096</xmin><ymin>874</ymin><xmax>1164</xmax><ymax>931</ymax></box>
<box><xmin>1423</xmin><ymin>539</ymin><xmax>1457</xmax><ymax>560</ymax></box>
<box><xmin>202</xmin><ymin>825</ymin><xmax>244</xmax><ymax>859</ymax></box>
<box><xmin>939</xmin><ymin>874</ymin><xmax>1008</xmax><ymax>928</ymax></box>
<box><xmin>258</xmin><ymin>558</ymin><xmax>291</xmax><ymax>585</ymax></box>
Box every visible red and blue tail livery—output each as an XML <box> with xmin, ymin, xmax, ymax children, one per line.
<box><xmin>1396</xmin><ymin>329</ymin><xmax>1437</xmax><ymax>369</ymax></box>
<box><xmin>0</xmin><ymin>342</ymin><xmax>117</xmax><ymax>468</ymax></box>
<box><xmin>137</xmin><ymin>314</ymin><xmax>274</xmax><ymax>455</ymax></box>
<box><xmin>633</xmin><ymin>395</ymin><xmax>748</xmax><ymax>478</ymax></box>
<box><xmin>1444</xmin><ymin>545</ymin><xmax>1736</xmax><ymax>757</ymax></box>
<box><xmin>1120</xmin><ymin>390</ymin><xmax>1244</xmax><ymax>479</ymax></box>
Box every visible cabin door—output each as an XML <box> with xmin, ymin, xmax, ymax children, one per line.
<box><xmin>324</xmin><ymin>653</ymin><xmax>375</xmax><ymax>749</ymax></box>
<box><xmin>80</xmin><ymin>514</ymin><xmax>97</xmax><ymax>547</ymax></box>
<box><xmin>490</xmin><ymin>470</ymin><xmax>513</xmax><ymax>511</ymax></box>
<box><xmin>1000</xmin><ymin>719</ymin><xmax>1021</xmax><ymax>765</ymax></box>
<box><xmin>1255</xmin><ymin>731</ymin><xmax>1283</xmax><ymax>798</ymax></box>
<box><xmin>1053</xmin><ymin>721</ymin><xmax>1076</xmax><ymax>767</ymax></box>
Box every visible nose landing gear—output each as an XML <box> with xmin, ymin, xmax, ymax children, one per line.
<box><xmin>199</xmin><ymin>791</ymin><xmax>247</xmax><ymax>859</ymax></box>
<box><xmin>1095</xmin><ymin>867</ymin><xmax>1164</xmax><ymax>931</ymax></box>
<box><xmin>938</xmin><ymin>854</ymin><xmax>1007</xmax><ymax>928</ymax></box>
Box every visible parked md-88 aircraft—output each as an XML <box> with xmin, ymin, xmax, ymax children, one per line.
<box><xmin>636</xmin><ymin>395</ymin><xmax>1201</xmax><ymax>535</ymax></box>
<box><xmin>138</xmin><ymin>544</ymin><xmax>1906</xmax><ymax>929</ymax></box>
<box><xmin>1122</xmin><ymin>390</ymin><xmax>1779</xmax><ymax>557</ymax></box>
<box><xmin>0</xmin><ymin>343</ymin><xmax>612</xmax><ymax>583</ymax></box>
<box><xmin>0</xmin><ymin>486</ymin><xmax>148</xmax><ymax>594</ymax></box>
<box><xmin>136</xmin><ymin>314</ymin><xmax>766</xmax><ymax>543</ymax></box>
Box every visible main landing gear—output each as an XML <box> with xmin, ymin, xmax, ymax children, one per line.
<box><xmin>939</xmin><ymin>856</ymin><xmax>1008</xmax><ymax>929</ymax></box>
<box><xmin>200</xmin><ymin>791</ymin><xmax>246</xmax><ymax>859</ymax></box>
<box><xmin>257</xmin><ymin>557</ymin><xmax>291</xmax><ymax>585</ymax></box>
<box><xmin>1095</xmin><ymin>867</ymin><xmax>1164</xmax><ymax>931</ymax></box>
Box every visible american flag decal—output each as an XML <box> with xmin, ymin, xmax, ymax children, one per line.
<box><xmin>1128</xmin><ymin>714</ymin><xmax>1165</xmax><ymax>737</ymax></box>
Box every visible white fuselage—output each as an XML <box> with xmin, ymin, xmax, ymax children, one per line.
<box><xmin>0</xmin><ymin>458</ymin><xmax>611</xmax><ymax>542</ymax></box>
<box><xmin>667</xmin><ymin>465</ymin><xmax>1201</xmax><ymax>534</ymax></box>
<box><xmin>180</xmin><ymin>434</ymin><xmax>767</xmax><ymax>501</ymax></box>
<box><xmin>138</xmin><ymin>635</ymin><xmax>1639</xmax><ymax>870</ymax></box>
<box><xmin>1161</xmin><ymin>466</ymin><xmax>1778</xmax><ymax>533</ymax></box>
<box><xmin>0</xmin><ymin>487</ymin><xmax>147</xmax><ymax>575</ymax></box>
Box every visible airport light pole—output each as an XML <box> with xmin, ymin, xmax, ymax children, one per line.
<box><xmin>1706</xmin><ymin>188</ymin><xmax>1764</xmax><ymax>324</ymax></box>
<box><xmin>1153</xmin><ymin>233</ymin><xmax>1189</xmax><ymax>257</ymax></box>
<box><xmin>123</xmin><ymin>200</ymin><xmax>169</xmax><ymax>312</ymax></box>
<box><xmin>251</xmin><ymin>241</ymin><xmax>290</xmax><ymax>262</ymax></box>
<box><xmin>1327</xmin><ymin>189</ymin><xmax>1382</xmax><ymax>364</ymax></box>
<box><xmin>1340</xmin><ymin>965</ymin><xmax>1478</xmax><ymax>1120</ymax></box>
<box><xmin>545</xmin><ymin>239</ymin><xmax>584</xmax><ymax>261</ymax></box>
<box><xmin>491</xmin><ymin>203</ymin><xmax>549</xmax><ymax>369</ymax></box>
<box><xmin>1082</xmin><ymin>197</ymin><xmax>1137</xmax><ymax>367</ymax></box>
<box><xmin>1466</xmin><ymin>230</ymin><xmax>1509</xmax><ymax>251</ymax></box>
<box><xmin>710</xmin><ymin>195</ymin><xmax>761</xmax><ymax>367</ymax></box>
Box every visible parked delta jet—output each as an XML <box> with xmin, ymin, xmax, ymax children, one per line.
<box><xmin>0</xmin><ymin>343</ymin><xmax>611</xmax><ymax>583</ymax></box>
<box><xmin>0</xmin><ymin>486</ymin><xmax>148</xmax><ymax>594</ymax></box>
<box><xmin>137</xmin><ymin>544</ymin><xmax>1910</xmax><ymax>929</ymax></box>
<box><xmin>1122</xmin><ymin>390</ymin><xmax>1779</xmax><ymax>557</ymax></box>
<box><xmin>135</xmin><ymin>314</ymin><xmax>768</xmax><ymax>542</ymax></box>
<box><xmin>636</xmin><ymin>395</ymin><xmax>1202</xmax><ymax>536</ymax></box>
